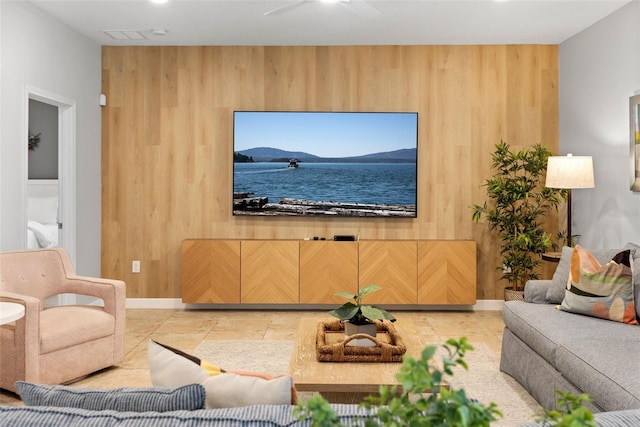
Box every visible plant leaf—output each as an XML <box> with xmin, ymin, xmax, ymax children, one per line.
<box><xmin>360</xmin><ymin>305</ymin><xmax>386</xmax><ymax>320</ymax></box>
<box><xmin>333</xmin><ymin>291</ymin><xmax>356</xmax><ymax>300</ymax></box>
<box><xmin>357</xmin><ymin>284</ymin><xmax>381</xmax><ymax>299</ymax></box>
<box><xmin>328</xmin><ymin>304</ymin><xmax>359</xmax><ymax>321</ymax></box>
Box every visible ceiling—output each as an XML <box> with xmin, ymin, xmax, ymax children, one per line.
<box><xmin>26</xmin><ymin>0</ymin><xmax>631</xmax><ymax>46</ymax></box>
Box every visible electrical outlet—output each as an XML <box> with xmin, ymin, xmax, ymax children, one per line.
<box><xmin>502</xmin><ymin>264</ymin><xmax>511</xmax><ymax>274</ymax></box>
<box><xmin>132</xmin><ymin>260</ymin><xmax>141</xmax><ymax>273</ymax></box>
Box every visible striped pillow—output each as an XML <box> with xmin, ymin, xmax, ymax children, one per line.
<box><xmin>559</xmin><ymin>245</ymin><xmax>638</xmax><ymax>325</ymax></box>
<box><xmin>16</xmin><ymin>382</ymin><xmax>205</xmax><ymax>412</ymax></box>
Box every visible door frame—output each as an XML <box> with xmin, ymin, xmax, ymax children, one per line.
<box><xmin>24</xmin><ymin>86</ymin><xmax>77</xmax><ymax>267</ymax></box>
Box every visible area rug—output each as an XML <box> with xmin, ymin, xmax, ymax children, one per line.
<box><xmin>443</xmin><ymin>342</ymin><xmax>542</xmax><ymax>426</ymax></box>
<box><xmin>193</xmin><ymin>340</ymin><xmax>293</xmax><ymax>375</ymax></box>
<box><xmin>193</xmin><ymin>340</ymin><xmax>542</xmax><ymax>426</ymax></box>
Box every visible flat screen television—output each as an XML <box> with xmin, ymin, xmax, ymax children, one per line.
<box><xmin>233</xmin><ymin>111</ymin><xmax>418</xmax><ymax>218</ymax></box>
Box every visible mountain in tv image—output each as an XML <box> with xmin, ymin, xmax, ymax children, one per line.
<box><xmin>236</xmin><ymin>147</ymin><xmax>416</xmax><ymax>163</ymax></box>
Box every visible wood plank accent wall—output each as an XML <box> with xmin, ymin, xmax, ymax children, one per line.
<box><xmin>101</xmin><ymin>45</ymin><xmax>559</xmax><ymax>300</ymax></box>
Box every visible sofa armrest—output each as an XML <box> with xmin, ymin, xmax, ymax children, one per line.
<box><xmin>523</xmin><ymin>280</ymin><xmax>553</xmax><ymax>304</ymax></box>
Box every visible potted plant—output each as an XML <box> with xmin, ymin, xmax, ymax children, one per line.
<box><xmin>327</xmin><ymin>284</ymin><xmax>396</xmax><ymax>346</ymax></box>
<box><xmin>471</xmin><ymin>140</ymin><xmax>566</xmax><ymax>300</ymax></box>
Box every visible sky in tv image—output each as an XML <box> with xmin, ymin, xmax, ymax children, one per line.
<box><xmin>233</xmin><ymin>111</ymin><xmax>418</xmax><ymax>218</ymax></box>
<box><xmin>234</xmin><ymin>111</ymin><xmax>417</xmax><ymax>158</ymax></box>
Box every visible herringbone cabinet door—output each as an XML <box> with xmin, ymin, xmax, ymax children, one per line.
<box><xmin>300</xmin><ymin>241</ymin><xmax>358</xmax><ymax>304</ymax></box>
<box><xmin>241</xmin><ymin>240</ymin><xmax>299</xmax><ymax>303</ymax></box>
<box><xmin>417</xmin><ymin>241</ymin><xmax>476</xmax><ymax>304</ymax></box>
<box><xmin>181</xmin><ymin>240</ymin><xmax>241</xmax><ymax>303</ymax></box>
<box><xmin>359</xmin><ymin>241</ymin><xmax>417</xmax><ymax>304</ymax></box>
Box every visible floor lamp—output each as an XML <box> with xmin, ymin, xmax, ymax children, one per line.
<box><xmin>545</xmin><ymin>154</ymin><xmax>595</xmax><ymax>247</ymax></box>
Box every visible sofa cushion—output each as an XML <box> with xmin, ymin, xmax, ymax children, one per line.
<box><xmin>559</xmin><ymin>246</ymin><xmax>637</xmax><ymax>325</ymax></box>
<box><xmin>503</xmin><ymin>301</ymin><xmax>638</xmax><ymax>369</ymax></box>
<box><xmin>0</xmin><ymin>404</ymin><xmax>374</xmax><ymax>427</ymax></box>
<box><xmin>547</xmin><ymin>246</ymin><xmax>574</xmax><ymax>304</ymax></box>
<box><xmin>518</xmin><ymin>409</ymin><xmax>640</xmax><ymax>427</ymax></box>
<box><xmin>148</xmin><ymin>340</ymin><xmax>296</xmax><ymax>409</ymax></box>
<box><xmin>555</xmin><ymin>338</ymin><xmax>640</xmax><ymax>412</ymax></box>
<box><xmin>40</xmin><ymin>307</ymin><xmax>115</xmax><ymax>354</ymax></box>
<box><xmin>16</xmin><ymin>382</ymin><xmax>206</xmax><ymax>412</ymax></box>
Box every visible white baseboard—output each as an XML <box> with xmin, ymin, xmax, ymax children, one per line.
<box><xmin>126</xmin><ymin>298</ymin><xmax>505</xmax><ymax>311</ymax></box>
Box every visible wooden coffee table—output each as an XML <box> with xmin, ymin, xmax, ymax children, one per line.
<box><xmin>289</xmin><ymin>317</ymin><xmax>425</xmax><ymax>403</ymax></box>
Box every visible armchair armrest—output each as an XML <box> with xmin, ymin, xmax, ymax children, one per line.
<box><xmin>63</xmin><ymin>276</ymin><xmax>126</xmax><ymax>362</ymax></box>
<box><xmin>63</xmin><ymin>276</ymin><xmax>126</xmax><ymax>317</ymax></box>
<box><xmin>523</xmin><ymin>280</ymin><xmax>553</xmax><ymax>304</ymax></box>
<box><xmin>1</xmin><ymin>291</ymin><xmax>42</xmax><ymax>381</ymax></box>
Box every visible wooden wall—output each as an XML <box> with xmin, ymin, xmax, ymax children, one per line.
<box><xmin>101</xmin><ymin>45</ymin><xmax>559</xmax><ymax>300</ymax></box>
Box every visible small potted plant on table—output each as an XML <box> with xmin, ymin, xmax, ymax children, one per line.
<box><xmin>328</xmin><ymin>284</ymin><xmax>396</xmax><ymax>346</ymax></box>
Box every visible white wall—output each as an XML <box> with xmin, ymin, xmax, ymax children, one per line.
<box><xmin>559</xmin><ymin>1</ymin><xmax>640</xmax><ymax>249</ymax></box>
<box><xmin>0</xmin><ymin>1</ymin><xmax>102</xmax><ymax>275</ymax></box>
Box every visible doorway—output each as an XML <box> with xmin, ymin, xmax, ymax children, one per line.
<box><xmin>27</xmin><ymin>100</ymin><xmax>60</xmax><ymax>248</ymax></box>
<box><xmin>24</xmin><ymin>87</ymin><xmax>76</xmax><ymax>303</ymax></box>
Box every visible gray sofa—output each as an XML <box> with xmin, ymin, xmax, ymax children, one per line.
<box><xmin>0</xmin><ymin>403</ymin><xmax>372</xmax><ymax>426</ymax></box>
<box><xmin>2</xmin><ymin>396</ymin><xmax>640</xmax><ymax>426</ymax></box>
<box><xmin>500</xmin><ymin>244</ymin><xmax>640</xmax><ymax>414</ymax></box>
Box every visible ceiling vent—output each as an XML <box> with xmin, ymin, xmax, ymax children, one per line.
<box><xmin>101</xmin><ymin>30</ymin><xmax>146</xmax><ymax>40</ymax></box>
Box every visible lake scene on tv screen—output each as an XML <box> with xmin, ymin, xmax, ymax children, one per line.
<box><xmin>233</xmin><ymin>111</ymin><xmax>418</xmax><ymax>218</ymax></box>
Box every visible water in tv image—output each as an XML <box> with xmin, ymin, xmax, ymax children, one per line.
<box><xmin>233</xmin><ymin>111</ymin><xmax>418</xmax><ymax>217</ymax></box>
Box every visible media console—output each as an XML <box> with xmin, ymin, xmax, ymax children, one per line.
<box><xmin>181</xmin><ymin>239</ymin><xmax>476</xmax><ymax>306</ymax></box>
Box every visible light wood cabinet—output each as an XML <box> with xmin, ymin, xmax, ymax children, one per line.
<box><xmin>181</xmin><ymin>239</ymin><xmax>476</xmax><ymax>306</ymax></box>
<box><xmin>417</xmin><ymin>241</ymin><xmax>477</xmax><ymax>305</ymax></box>
<box><xmin>181</xmin><ymin>239</ymin><xmax>241</xmax><ymax>303</ymax></box>
<box><xmin>299</xmin><ymin>241</ymin><xmax>358</xmax><ymax>304</ymax></box>
<box><xmin>359</xmin><ymin>241</ymin><xmax>417</xmax><ymax>304</ymax></box>
<box><xmin>241</xmin><ymin>240</ymin><xmax>299</xmax><ymax>304</ymax></box>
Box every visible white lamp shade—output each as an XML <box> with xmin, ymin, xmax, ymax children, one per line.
<box><xmin>545</xmin><ymin>154</ymin><xmax>594</xmax><ymax>189</ymax></box>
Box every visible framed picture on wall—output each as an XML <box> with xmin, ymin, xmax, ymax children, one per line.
<box><xmin>631</xmin><ymin>94</ymin><xmax>640</xmax><ymax>192</ymax></box>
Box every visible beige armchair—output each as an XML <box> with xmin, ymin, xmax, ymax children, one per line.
<box><xmin>0</xmin><ymin>248</ymin><xmax>125</xmax><ymax>393</ymax></box>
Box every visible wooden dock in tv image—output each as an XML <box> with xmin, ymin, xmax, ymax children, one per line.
<box><xmin>233</xmin><ymin>193</ymin><xmax>416</xmax><ymax>217</ymax></box>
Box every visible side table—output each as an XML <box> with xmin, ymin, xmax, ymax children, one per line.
<box><xmin>0</xmin><ymin>302</ymin><xmax>25</xmax><ymax>325</ymax></box>
<box><xmin>542</xmin><ymin>252</ymin><xmax>562</xmax><ymax>263</ymax></box>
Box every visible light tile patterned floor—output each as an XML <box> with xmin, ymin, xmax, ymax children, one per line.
<box><xmin>0</xmin><ymin>309</ymin><xmax>505</xmax><ymax>406</ymax></box>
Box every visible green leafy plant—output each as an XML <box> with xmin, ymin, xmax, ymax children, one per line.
<box><xmin>471</xmin><ymin>140</ymin><xmax>567</xmax><ymax>292</ymax></box>
<box><xmin>294</xmin><ymin>338</ymin><xmax>502</xmax><ymax>426</ymax></box>
<box><xmin>537</xmin><ymin>391</ymin><xmax>596</xmax><ymax>427</ymax></box>
<box><xmin>555</xmin><ymin>230</ymin><xmax>581</xmax><ymax>249</ymax></box>
<box><xmin>327</xmin><ymin>284</ymin><xmax>396</xmax><ymax>325</ymax></box>
<box><xmin>294</xmin><ymin>338</ymin><xmax>597</xmax><ymax>427</ymax></box>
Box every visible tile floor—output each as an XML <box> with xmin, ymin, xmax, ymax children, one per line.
<box><xmin>0</xmin><ymin>309</ymin><xmax>505</xmax><ymax>406</ymax></box>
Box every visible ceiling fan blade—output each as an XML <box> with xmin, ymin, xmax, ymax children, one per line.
<box><xmin>339</xmin><ymin>0</ymin><xmax>382</xmax><ymax>18</ymax></box>
<box><xmin>264</xmin><ymin>1</ymin><xmax>308</xmax><ymax>16</ymax></box>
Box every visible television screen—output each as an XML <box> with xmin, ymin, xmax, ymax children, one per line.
<box><xmin>233</xmin><ymin>111</ymin><xmax>418</xmax><ymax>218</ymax></box>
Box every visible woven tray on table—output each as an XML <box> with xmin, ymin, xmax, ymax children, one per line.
<box><xmin>315</xmin><ymin>319</ymin><xmax>407</xmax><ymax>363</ymax></box>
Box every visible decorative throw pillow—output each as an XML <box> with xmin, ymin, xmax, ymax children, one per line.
<box><xmin>558</xmin><ymin>246</ymin><xmax>638</xmax><ymax>325</ymax></box>
<box><xmin>148</xmin><ymin>340</ymin><xmax>297</xmax><ymax>408</ymax></box>
<box><xmin>547</xmin><ymin>246</ymin><xmax>626</xmax><ymax>304</ymax></box>
<box><xmin>16</xmin><ymin>382</ymin><xmax>205</xmax><ymax>412</ymax></box>
<box><xmin>624</xmin><ymin>241</ymin><xmax>640</xmax><ymax>321</ymax></box>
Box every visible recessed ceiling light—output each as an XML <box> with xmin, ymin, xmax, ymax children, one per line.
<box><xmin>150</xmin><ymin>0</ymin><xmax>168</xmax><ymax>4</ymax></box>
